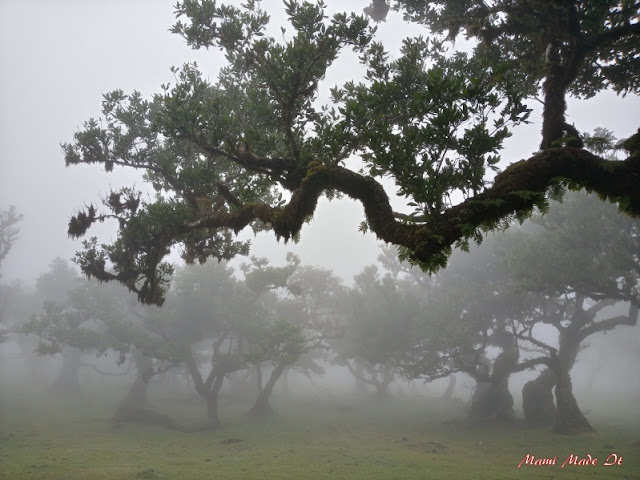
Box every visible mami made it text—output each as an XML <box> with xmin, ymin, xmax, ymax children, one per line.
<box><xmin>517</xmin><ymin>453</ymin><xmax>623</xmax><ymax>468</ymax></box>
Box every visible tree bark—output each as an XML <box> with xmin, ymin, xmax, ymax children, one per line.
<box><xmin>119</xmin><ymin>352</ymin><xmax>153</xmax><ymax>410</ymax></box>
<box><xmin>553</xmin><ymin>316</ymin><xmax>593</xmax><ymax>433</ymax></box>
<box><xmin>469</xmin><ymin>377</ymin><xmax>515</xmax><ymax>422</ymax></box>
<box><xmin>441</xmin><ymin>374</ymin><xmax>456</xmax><ymax>400</ymax></box>
<box><xmin>184</xmin><ymin>346</ymin><xmax>226</xmax><ymax>429</ymax></box>
<box><xmin>112</xmin><ymin>352</ymin><xmax>182</xmax><ymax>430</ymax></box>
<box><xmin>540</xmin><ymin>42</ymin><xmax>568</xmax><ymax>150</ymax></box>
<box><xmin>50</xmin><ymin>348</ymin><xmax>82</xmax><ymax>395</ymax></box>
<box><xmin>522</xmin><ymin>300</ymin><xmax>600</xmax><ymax>432</ymax></box>
<box><xmin>553</xmin><ymin>368</ymin><xmax>592</xmax><ymax>434</ymax></box>
<box><xmin>469</xmin><ymin>344</ymin><xmax>516</xmax><ymax>422</ymax></box>
<box><xmin>346</xmin><ymin>361</ymin><xmax>393</xmax><ymax>398</ymax></box>
<box><xmin>522</xmin><ymin>368</ymin><xmax>557</xmax><ymax>424</ymax></box>
<box><xmin>205</xmin><ymin>390</ymin><xmax>220</xmax><ymax>429</ymax></box>
<box><xmin>280</xmin><ymin>367</ymin><xmax>289</xmax><ymax>394</ymax></box>
<box><xmin>373</xmin><ymin>372</ymin><xmax>392</xmax><ymax>398</ymax></box>
<box><xmin>249</xmin><ymin>361</ymin><xmax>287</xmax><ymax>416</ymax></box>
<box><xmin>202</xmin><ymin>373</ymin><xmax>225</xmax><ymax>429</ymax></box>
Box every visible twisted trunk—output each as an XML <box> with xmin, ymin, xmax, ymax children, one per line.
<box><xmin>469</xmin><ymin>343</ymin><xmax>516</xmax><ymax>422</ymax></box>
<box><xmin>553</xmin><ymin>367</ymin><xmax>592</xmax><ymax>434</ymax></box>
<box><xmin>50</xmin><ymin>348</ymin><xmax>82</xmax><ymax>395</ymax></box>
<box><xmin>522</xmin><ymin>368</ymin><xmax>556</xmax><ymax>424</ymax></box>
<box><xmin>441</xmin><ymin>374</ymin><xmax>456</xmax><ymax>400</ymax></box>
<box><xmin>346</xmin><ymin>361</ymin><xmax>394</xmax><ymax>398</ymax></box>
<box><xmin>470</xmin><ymin>378</ymin><xmax>514</xmax><ymax>421</ymax></box>
<box><xmin>113</xmin><ymin>352</ymin><xmax>181</xmax><ymax>430</ymax></box>
<box><xmin>119</xmin><ymin>352</ymin><xmax>153</xmax><ymax>410</ymax></box>
<box><xmin>522</xmin><ymin>304</ymin><xmax>593</xmax><ymax>432</ymax></box>
<box><xmin>249</xmin><ymin>361</ymin><xmax>288</xmax><ymax>416</ymax></box>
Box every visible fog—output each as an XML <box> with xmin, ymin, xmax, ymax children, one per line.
<box><xmin>1</xmin><ymin>0</ymin><xmax>639</xmax><ymax>285</ymax></box>
<box><xmin>1</xmin><ymin>1</ymin><xmax>640</xmax><ymax>479</ymax></box>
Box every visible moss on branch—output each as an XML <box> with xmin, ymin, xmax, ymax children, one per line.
<box><xmin>185</xmin><ymin>148</ymin><xmax>640</xmax><ymax>270</ymax></box>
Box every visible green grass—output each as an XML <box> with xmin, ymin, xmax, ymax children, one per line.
<box><xmin>1</xmin><ymin>387</ymin><xmax>639</xmax><ymax>480</ymax></box>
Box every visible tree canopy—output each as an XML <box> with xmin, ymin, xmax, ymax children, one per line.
<box><xmin>64</xmin><ymin>0</ymin><xmax>640</xmax><ymax>305</ymax></box>
<box><xmin>0</xmin><ymin>205</ymin><xmax>23</xmax><ymax>276</ymax></box>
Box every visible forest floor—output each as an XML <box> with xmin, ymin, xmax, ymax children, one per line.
<box><xmin>1</xmin><ymin>385</ymin><xmax>639</xmax><ymax>480</ymax></box>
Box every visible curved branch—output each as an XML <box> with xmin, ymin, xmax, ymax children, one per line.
<box><xmin>578</xmin><ymin>303</ymin><xmax>639</xmax><ymax>342</ymax></box>
<box><xmin>587</xmin><ymin>22</ymin><xmax>640</xmax><ymax>54</ymax></box>
<box><xmin>185</xmin><ymin>148</ymin><xmax>640</xmax><ymax>267</ymax></box>
<box><xmin>510</xmin><ymin>356</ymin><xmax>554</xmax><ymax>374</ymax></box>
<box><xmin>515</xmin><ymin>333</ymin><xmax>557</xmax><ymax>357</ymax></box>
<box><xmin>70</xmin><ymin>145</ymin><xmax>640</xmax><ymax>306</ymax></box>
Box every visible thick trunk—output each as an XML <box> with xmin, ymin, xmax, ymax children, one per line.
<box><xmin>202</xmin><ymin>373</ymin><xmax>225</xmax><ymax>429</ymax></box>
<box><xmin>441</xmin><ymin>374</ymin><xmax>456</xmax><ymax>400</ymax></box>
<box><xmin>119</xmin><ymin>371</ymin><xmax>150</xmax><ymax>409</ymax></box>
<box><xmin>469</xmin><ymin>348</ymin><xmax>515</xmax><ymax>422</ymax></box>
<box><xmin>554</xmin><ymin>369</ymin><xmax>592</xmax><ymax>434</ymax></box>
<box><xmin>351</xmin><ymin>362</ymin><xmax>368</xmax><ymax>395</ymax></box>
<box><xmin>119</xmin><ymin>353</ymin><xmax>153</xmax><ymax>410</ymax></box>
<box><xmin>347</xmin><ymin>361</ymin><xmax>393</xmax><ymax>398</ymax></box>
<box><xmin>373</xmin><ymin>377</ymin><xmax>391</xmax><ymax>398</ymax></box>
<box><xmin>553</xmin><ymin>321</ymin><xmax>591</xmax><ymax>434</ymax></box>
<box><xmin>249</xmin><ymin>362</ymin><xmax>287</xmax><ymax>416</ymax></box>
<box><xmin>280</xmin><ymin>367</ymin><xmax>289</xmax><ymax>394</ymax></box>
<box><xmin>523</xmin><ymin>314</ymin><xmax>592</xmax><ymax>434</ymax></box>
<box><xmin>540</xmin><ymin>43</ymin><xmax>567</xmax><ymax>149</ymax></box>
<box><xmin>112</xmin><ymin>353</ymin><xmax>181</xmax><ymax>430</ymax></box>
<box><xmin>469</xmin><ymin>378</ymin><xmax>514</xmax><ymax>421</ymax></box>
<box><xmin>205</xmin><ymin>390</ymin><xmax>220</xmax><ymax>428</ymax></box>
<box><xmin>522</xmin><ymin>369</ymin><xmax>557</xmax><ymax>424</ymax></box>
<box><xmin>255</xmin><ymin>364</ymin><xmax>263</xmax><ymax>395</ymax></box>
<box><xmin>50</xmin><ymin>348</ymin><xmax>82</xmax><ymax>395</ymax></box>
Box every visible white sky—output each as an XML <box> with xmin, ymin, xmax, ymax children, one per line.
<box><xmin>1</xmin><ymin>0</ymin><xmax>639</xmax><ymax>286</ymax></box>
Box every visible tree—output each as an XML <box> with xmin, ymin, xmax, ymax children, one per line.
<box><xmin>25</xmin><ymin>267</ymin><xmax>182</xmax><ymax>428</ymax></box>
<box><xmin>153</xmin><ymin>259</ymin><xmax>248</xmax><ymax>429</ymax></box>
<box><xmin>0</xmin><ymin>205</ymin><xmax>24</xmax><ymax>337</ymax></box>
<box><xmin>28</xmin><ymin>259</ymin><xmax>87</xmax><ymax>394</ymax></box>
<box><xmin>500</xmin><ymin>190</ymin><xmax>640</xmax><ymax>433</ymax></box>
<box><xmin>335</xmin><ymin>263</ymin><xmax>420</xmax><ymax>398</ymax></box>
<box><xmin>238</xmin><ymin>254</ymin><xmax>305</xmax><ymax>416</ymax></box>
<box><xmin>0</xmin><ymin>205</ymin><xmax>23</xmax><ymax>276</ymax></box>
<box><xmin>0</xmin><ymin>281</ymin><xmax>32</xmax><ymax>344</ymax></box>
<box><xmin>62</xmin><ymin>1</ymin><xmax>640</xmax><ymax>306</ymax></box>
<box><xmin>398</xmin><ymin>238</ymin><xmax>540</xmax><ymax>422</ymax></box>
<box><xmin>241</xmin><ymin>255</ymin><xmax>343</xmax><ymax>415</ymax></box>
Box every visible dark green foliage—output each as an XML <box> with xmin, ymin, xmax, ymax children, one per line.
<box><xmin>64</xmin><ymin>1</ymin><xmax>640</xmax><ymax>305</ymax></box>
<box><xmin>338</xmin><ymin>38</ymin><xmax>529</xmax><ymax>215</ymax></box>
<box><xmin>398</xmin><ymin>0</ymin><xmax>640</xmax><ymax>97</ymax></box>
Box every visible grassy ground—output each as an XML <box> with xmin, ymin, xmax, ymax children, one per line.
<box><xmin>1</xmin><ymin>386</ymin><xmax>639</xmax><ymax>480</ymax></box>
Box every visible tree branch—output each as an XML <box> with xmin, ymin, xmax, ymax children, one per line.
<box><xmin>185</xmin><ymin>148</ymin><xmax>640</xmax><ymax>267</ymax></box>
<box><xmin>578</xmin><ymin>303</ymin><xmax>639</xmax><ymax>342</ymax></box>
<box><xmin>510</xmin><ymin>356</ymin><xmax>553</xmax><ymax>374</ymax></box>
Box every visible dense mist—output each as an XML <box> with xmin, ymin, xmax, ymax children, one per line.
<box><xmin>2</xmin><ymin>1</ymin><xmax>640</xmax><ymax>479</ymax></box>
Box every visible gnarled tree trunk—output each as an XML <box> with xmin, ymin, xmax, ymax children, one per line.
<box><xmin>113</xmin><ymin>352</ymin><xmax>181</xmax><ymax>430</ymax></box>
<box><xmin>119</xmin><ymin>353</ymin><xmax>153</xmax><ymax>410</ymax></box>
<box><xmin>441</xmin><ymin>374</ymin><xmax>456</xmax><ymax>400</ymax></box>
<box><xmin>50</xmin><ymin>348</ymin><xmax>82</xmax><ymax>396</ymax></box>
<box><xmin>469</xmin><ymin>377</ymin><xmax>514</xmax><ymax>422</ymax></box>
<box><xmin>522</xmin><ymin>368</ymin><xmax>557</xmax><ymax>424</ymax></box>
<box><xmin>553</xmin><ymin>367</ymin><xmax>592</xmax><ymax>434</ymax></box>
<box><xmin>249</xmin><ymin>361</ymin><xmax>288</xmax><ymax>416</ymax></box>
<box><xmin>469</xmin><ymin>346</ymin><xmax>516</xmax><ymax>422</ymax></box>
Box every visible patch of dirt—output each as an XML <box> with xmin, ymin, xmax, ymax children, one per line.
<box><xmin>221</xmin><ymin>438</ymin><xmax>243</xmax><ymax>444</ymax></box>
